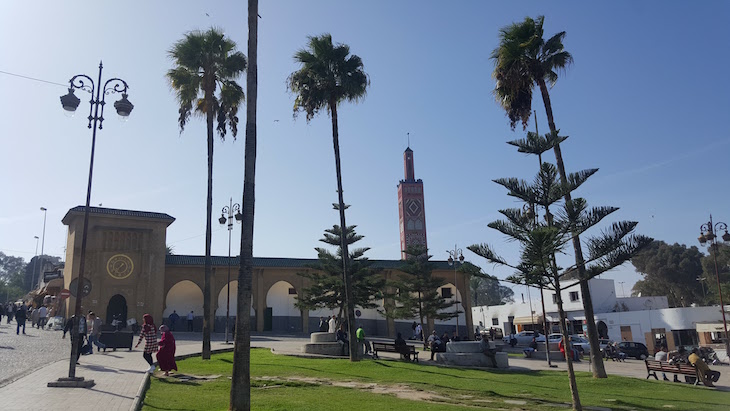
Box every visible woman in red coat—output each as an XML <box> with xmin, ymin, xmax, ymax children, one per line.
<box><xmin>157</xmin><ymin>324</ymin><xmax>177</xmax><ymax>376</ymax></box>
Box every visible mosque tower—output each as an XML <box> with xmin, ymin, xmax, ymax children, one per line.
<box><xmin>397</xmin><ymin>146</ymin><xmax>427</xmax><ymax>259</ymax></box>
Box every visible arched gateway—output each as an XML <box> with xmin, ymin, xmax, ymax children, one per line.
<box><xmin>61</xmin><ymin>206</ymin><xmax>474</xmax><ymax>337</ymax></box>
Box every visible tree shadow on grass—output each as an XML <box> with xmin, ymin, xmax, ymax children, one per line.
<box><xmin>157</xmin><ymin>377</ymin><xmax>201</xmax><ymax>387</ymax></box>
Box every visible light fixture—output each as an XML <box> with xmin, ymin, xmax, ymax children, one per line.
<box><xmin>60</xmin><ymin>88</ymin><xmax>80</xmax><ymax>112</ymax></box>
<box><xmin>218</xmin><ymin>215</ymin><xmax>227</xmax><ymax>225</ymax></box>
<box><xmin>113</xmin><ymin>93</ymin><xmax>134</xmax><ymax>117</ymax></box>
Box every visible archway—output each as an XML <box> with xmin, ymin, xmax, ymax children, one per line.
<box><xmin>435</xmin><ymin>283</ymin><xmax>464</xmax><ymax>337</ymax></box>
<box><xmin>164</xmin><ymin>280</ymin><xmax>204</xmax><ymax>319</ymax></box>
<box><xmin>106</xmin><ymin>294</ymin><xmax>128</xmax><ymax>328</ymax></box>
<box><xmin>216</xmin><ymin>280</ymin><xmax>255</xmax><ymax>333</ymax></box>
<box><xmin>266</xmin><ymin>280</ymin><xmax>301</xmax><ymax>332</ymax></box>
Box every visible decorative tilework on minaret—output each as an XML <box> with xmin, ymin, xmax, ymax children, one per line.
<box><xmin>397</xmin><ymin>147</ymin><xmax>427</xmax><ymax>259</ymax></box>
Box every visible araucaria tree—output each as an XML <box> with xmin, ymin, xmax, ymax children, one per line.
<box><xmin>168</xmin><ymin>28</ymin><xmax>246</xmax><ymax>360</ymax></box>
<box><xmin>470</xmin><ymin>131</ymin><xmax>651</xmax><ymax>411</ymax></box>
<box><xmin>230</xmin><ymin>1</ymin><xmax>258</xmax><ymax>408</ymax></box>
<box><xmin>492</xmin><ymin>15</ymin><xmax>618</xmax><ymax>376</ymax></box>
<box><xmin>388</xmin><ymin>246</ymin><xmax>456</xmax><ymax>344</ymax></box>
<box><xmin>288</xmin><ymin>34</ymin><xmax>369</xmax><ymax>361</ymax></box>
<box><xmin>296</xmin><ymin>223</ymin><xmax>385</xmax><ymax>327</ymax></box>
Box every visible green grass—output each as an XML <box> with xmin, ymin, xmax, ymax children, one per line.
<box><xmin>142</xmin><ymin>348</ymin><xmax>729</xmax><ymax>411</ymax></box>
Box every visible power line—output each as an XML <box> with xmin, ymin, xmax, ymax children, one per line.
<box><xmin>0</xmin><ymin>70</ymin><xmax>67</xmax><ymax>87</ymax></box>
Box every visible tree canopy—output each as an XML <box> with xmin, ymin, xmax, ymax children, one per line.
<box><xmin>631</xmin><ymin>241</ymin><xmax>704</xmax><ymax>307</ymax></box>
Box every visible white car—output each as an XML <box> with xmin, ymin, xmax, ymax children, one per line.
<box><xmin>503</xmin><ymin>331</ymin><xmax>542</xmax><ymax>346</ymax></box>
<box><xmin>536</xmin><ymin>333</ymin><xmax>562</xmax><ymax>343</ymax></box>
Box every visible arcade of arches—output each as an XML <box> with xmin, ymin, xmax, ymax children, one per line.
<box><xmin>61</xmin><ymin>206</ymin><xmax>473</xmax><ymax>338</ymax></box>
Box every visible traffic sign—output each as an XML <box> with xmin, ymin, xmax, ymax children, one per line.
<box><xmin>69</xmin><ymin>277</ymin><xmax>92</xmax><ymax>298</ymax></box>
<box><xmin>59</xmin><ymin>289</ymin><xmax>71</xmax><ymax>300</ymax></box>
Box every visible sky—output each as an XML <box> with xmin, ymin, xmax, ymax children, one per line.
<box><xmin>1</xmin><ymin>1</ymin><xmax>729</xmax><ymax>301</ymax></box>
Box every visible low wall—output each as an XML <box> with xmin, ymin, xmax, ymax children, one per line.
<box><xmin>301</xmin><ymin>332</ymin><xmax>346</xmax><ymax>356</ymax></box>
<box><xmin>436</xmin><ymin>341</ymin><xmax>509</xmax><ymax>369</ymax></box>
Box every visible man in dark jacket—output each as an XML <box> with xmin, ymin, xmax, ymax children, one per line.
<box><xmin>63</xmin><ymin>315</ymin><xmax>87</xmax><ymax>364</ymax></box>
<box><xmin>15</xmin><ymin>304</ymin><xmax>27</xmax><ymax>335</ymax></box>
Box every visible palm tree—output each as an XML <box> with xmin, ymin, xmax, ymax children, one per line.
<box><xmin>491</xmin><ymin>16</ymin><xmax>607</xmax><ymax>378</ymax></box>
<box><xmin>167</xmin><ymin>28</ymin><xmax>246</xmax><ymax>360</ymax></box>
<box><xmin>288</xmin><ymin>34</ymin><xmax>369</xmax><ymax>361</ymax></box>
<box><xmin>230</xmin><ymin>2</ymin><xmax>257</xmax><ymax>409</ymax></box>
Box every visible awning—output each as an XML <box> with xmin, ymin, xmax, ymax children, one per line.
<box><xmin>513</xmin><ymin>315</ymin><xmax>542</xmax><ymax>325</ymax></box>
<box><xmin>696</xmin><ymin>322</ymin><xmax>726</xmax><ymax>333</ymax></box>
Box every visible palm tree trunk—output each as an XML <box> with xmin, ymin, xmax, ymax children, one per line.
<box><xmin>230</xmin><ymin>0</ymin><xmax>257</xmax><ymax>408</ymax></box>
<box><xmin>202</xmin><ymin>102</ymin><xmax>214</xmax><ymax>361</ymax></box>
<box><xmin>538</xmin><ymin>78</ymin><xmax>606</xmax><ymax>378</ymax></box>
<box><xmin>330</xmin><ymin>100</ymin><xmax>358</xmax><ymax>361</ymax></box>
<box><xmin>555</xmin><ymin>281</ymin><xmax>582</xmax><ymax>411</ymax></box>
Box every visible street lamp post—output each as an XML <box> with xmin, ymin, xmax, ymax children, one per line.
<box><xmin>446</xmin><ymin>245</ymin><xmax>464</xmax><ymax>338</ymax></box>
<box><xmin>698</xmin><ymin>215</ymin><xmax>730</xmax><ymax>354</ymax></box>
<box><xmin>50</xmin><ymin>62</ymin><xmax>132</xmax><ymax>387</ymax></box>
<box><xmin>32</xmin><ymin>236</ymin><xmax>39</xmax><ymax>290</ymax></box>
<box><xmin>38</xmin><ymin>207</ymin><xmax>47</xmax><ymax>290</ymax></box>
<box><xmin>219</xmin><ymin>198</ymin><xmax>242</xmax><ymax>344</ymax></box>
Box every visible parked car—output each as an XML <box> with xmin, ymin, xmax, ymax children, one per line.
<box><xmin>617</xmin><ymin>341</ymin><xmax>649</xmax><ymax>360</ymax></box>
<box><xmin>503</xmin><ymin>331</ymin><xmax>542</xmax><ymax>346</ymax></box>
<box><xmin>535</xmin><ymin>333</ymin><xmax>562</xmax><ymax>343</ymax></box>
<box><xmin>568</xmin><ymin>335</ymin><xmax>591</xmax><ymax>353</ymax></box>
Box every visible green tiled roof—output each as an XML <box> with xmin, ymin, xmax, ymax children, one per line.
<box><xmin>166</xmin><ymin>255</ymin><xmax>453</xmax><ymax>269</ymax></box>
<box><xmin>63</xmin><ymin>206</ymin><xmax>175</xmax><ymax>222</ymax></box>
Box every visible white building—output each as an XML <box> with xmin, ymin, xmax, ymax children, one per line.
<box><xmin>472</xmin><ymin>278</ymin><xmax>726</xmax><ymax>353</ymax></box>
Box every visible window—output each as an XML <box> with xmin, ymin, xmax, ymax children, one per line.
<box><xmin>492</xmin><ymin>318</ymin><xmax>499</xmax><ymax>326</ymax></box>
<box><xmin>570</xmin><ymin>291</ymin><xmax>579</xmax><ymax>302</ymax></box>
<box><xmin>552</xmin><ymin>294</ymin><xmax>557</xmax><ymax>304</ymax></box>
<box><xmin>441</xmin><ymin>287</ymin><xmax>453</xmax><ymax>298</ymax></box>
<box><xmin>288</xmin><ymin>288</ymin><xmax>297</xmax><ymax>295</ymax></box>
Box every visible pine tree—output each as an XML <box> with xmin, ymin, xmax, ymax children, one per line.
<box><xmin>387</xmin><ymin>246</ymin><xmax>456</xmax><ymax>344</ymax></box>
<box><xmin>296</xmin><ymin>224</ymin><xmax>384</xmax><ymax>321</ymax></box>
<box><xmin>469</xmin><ymin>131</ymin><xmax>651</xmax><ymax>411</ymax></box>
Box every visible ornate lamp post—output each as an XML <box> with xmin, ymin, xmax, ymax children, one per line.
<box><xmin>51</xmin><ymin>62</ymin><xmax>132</xmax><ymax>387</ymax></box>
<box><xmin>219</xmin><ymin>198</ymin><xmax>242</xmax><ymax>344</ymax></box>
<box><xmin>31</xmin><ymin>236</ymin><xmax>40</xmax><ymax>290</ymax></box>
<box><xmin>698</xmin><ymin>215</ymin><xmax>730</xmax><ymax>354</ymax></box>
<box><xmin>446</xmin><ymin>245</ymin><xmax>464</xmax><ymax>338</ymax></box>
<box><xmin>38</xmin><ymin>207</ymin><xmax>47</xmax><ymax>290</ymax></box>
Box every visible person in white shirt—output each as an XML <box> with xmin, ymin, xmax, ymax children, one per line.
<box><xmin>187</xmin><ymin>311</ymin><xmax>194</xmax><ymax>331</ymax></box>
<box><xmin>328</xmin><ymin>315</ymin><xmax>337</xmax><ymax>333</ymax></box>
<box><xmin>654</xmin><ymin>345</ymin><xmax>669</xmax><ymax>381</ymax></box>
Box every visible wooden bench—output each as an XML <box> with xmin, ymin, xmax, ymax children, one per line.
<box><xmin>645</xmin><ymin>359</ymin><xmax>700</xmax><ymax>385</ymax></box>
<box><xmin>372</xmin><ymin>342</ymin><xmax>418</xmax><ymax>362</ymax></box>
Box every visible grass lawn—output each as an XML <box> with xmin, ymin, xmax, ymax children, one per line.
<box><xmin>142</xmin><ymin>348</ymin><xmax>729</xmax><ymax>411</ymax></box>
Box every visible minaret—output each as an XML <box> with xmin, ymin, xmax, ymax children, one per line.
<box><xmin>397</xmin><ymin>146</ymin><xmax>427</xmax><ymax>259</ymax></box>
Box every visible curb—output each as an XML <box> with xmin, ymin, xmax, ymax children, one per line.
<box><xmin>129</xmin><ymin>346</ymin><xmax>236</xmax><ymax>411</ymax></box>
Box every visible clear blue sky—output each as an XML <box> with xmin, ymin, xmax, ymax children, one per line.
<box><xmin>1</xmin><ymin>1</ymin><xmax>728</xmax><ymax>299</ymax></box>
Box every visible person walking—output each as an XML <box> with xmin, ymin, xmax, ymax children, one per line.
<box><xmin>6</xmin><ymin>303</ymin><xmax>15</xmax><ymax>324</ymax></box>
<box><xmin>38</xmin><ymin>305</ymin><xmax>48</xmax><ymax>329</ymax></box>
<box><xmin>168</xmin><ymin>310</ymin><xmax>180</xmax><ymax>331</ymax></box>
<box><xmin>15</xmin><ymin>304</ymin><xmax>27</xmax><ymax>335</ymax></box>
<box><xmin>187</xmin><ymin>311</ymin><xmax>194</xmax><ymax>332</ymax></box>
<box><xmin>328</xmin><ymin>315</ymin><xmax>337</xmax><ymax>333</ymax></box>
<box><xmin>135</xmin><ymin>314</ymin><xmax>158</xmax><ymax>373</ymax></box>
<box><xmin>157</xmin><ymin>325</ymin><xmax>178</xmax><ymax>376</ymax></box>
<box><xmin>87</xmin><ymin>312</ymin><xmax>107</xmax><ymax>353</ymax></box>
<box><xmin>30</xmin><ymin>306</ymin><xmax>39</xmax><ymax>328</ymax></box>
<box><xmin>63</xmin><ymin>314</ymin><xmax>87</xmax><ymax>364</ymax></box>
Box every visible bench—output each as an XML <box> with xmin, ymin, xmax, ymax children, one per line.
<box><xmin>372</xmin><ymin>342</ymin><xmax>418</xmax><ymax>362</ymax></box>
<box><xmin>645</xmin><ymin>359</ymin><xmax>700</xmax><ymax>385</ymax></box>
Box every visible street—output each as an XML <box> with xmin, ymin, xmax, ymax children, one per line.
<box><xmin>0</xmin><ymin>319</ymin><xmax>70</xmax><ymax>387</ymax></box>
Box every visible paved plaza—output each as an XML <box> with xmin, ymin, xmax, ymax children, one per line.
<box><xmin>0</xmin><ymin>322</ymin><xmax>727</xmax><ymax>411</ymax></box>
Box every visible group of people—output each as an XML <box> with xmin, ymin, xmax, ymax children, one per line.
<box><xmin>60</xmin><ymin>311</ymin><xmax>178</xmax><ymax>376</ymax></box>
<box><xmin>318</xmin><ymin>316</ymin><xmax>372</xmax><ymax>356</ymax></box>
<box><xmin>135</xmin><ymin>314</ymin><xmax>178</xmax><ymax>375</ymax></box>
<box><xmin>1</xmin><ymin>302</ymin><xmax>53</xmax><ymax>335</ymax></box>
<box><xmin>167</xmin><ymin>309</ymin><xmax>196</xmax><ymax>332</ymax></box>
<box><xmin>654</xmin><ymin>345</ymin><xmax>722</xmax><ymax>386</ymax></box>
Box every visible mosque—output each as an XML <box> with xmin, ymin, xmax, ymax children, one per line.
<box><xmin>58</xmin><ymin>147</ymin><xmax>474</xmax><ymax>338</ymax></box>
